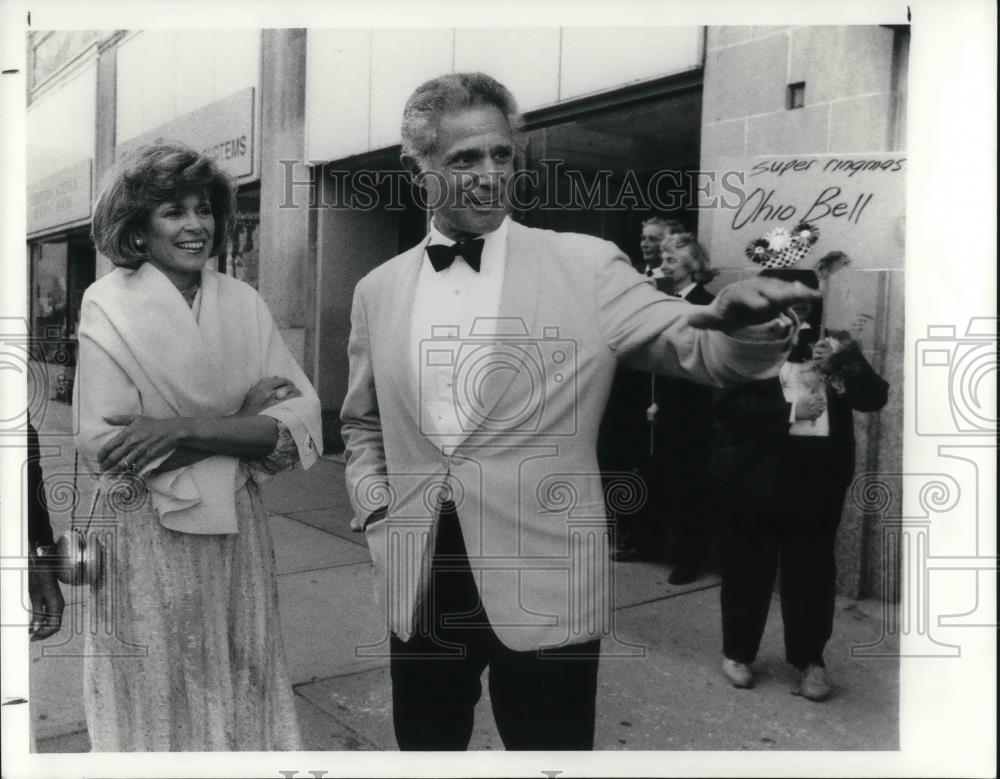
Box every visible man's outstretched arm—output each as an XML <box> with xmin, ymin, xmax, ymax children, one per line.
<box><xmin>596</xmin><ymin>250</ymin><xmax>817</xmax><ymax>386</ymax></box>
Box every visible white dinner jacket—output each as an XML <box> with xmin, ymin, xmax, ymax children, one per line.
<box><xmin>342</xmin><ymin>219</ymin><xmax>788</xmax><ymax>650</ymax></box>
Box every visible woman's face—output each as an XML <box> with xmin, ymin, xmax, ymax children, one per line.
<box><xmin>660</xmin><ymin>243</ymin><xmax>694</xmax><ymax>289</ymax></box>
<box><xmin>140</xmin><ymin>190</ymin><xmax>216</xmax><ymax>288</ymax></box>
<box><xmin>791</xmin><ymin>300</ymin><xmax>815</xmax><ymax>322</ymax></box>
<box><xmin>640</xmin><ymin>224</ymin><xmax>667</xmax><ymax>264</ymax></box>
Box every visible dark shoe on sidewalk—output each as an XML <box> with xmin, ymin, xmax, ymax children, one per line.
<box><xmin>668</xmin><ymin>565</ymin><xmax>698</xmax><ymax>585</ymax></box>
<box><xmin>791</xmin><ymin>663</ymin><xmax>832</xmax><ymax>702</ymax></box>
<box><xmin>722</xmin><ymin>658</ymin><xmax>754</xmax><ymax>689</ymax></box>
<box><xmin>612</xmin><ymin>545</ymin><xmax>643</xmax><ymax>563</ymax></box>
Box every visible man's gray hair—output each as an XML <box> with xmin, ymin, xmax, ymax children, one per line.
<box><xmin>642</xmin><ymin>216</ymin><xmax>687</xmax><ymax>235</ymax></box>
<box><xmin>401</xmin><ymin>72</ymin><xmax>523</xmax><ymax>165</ymax></box>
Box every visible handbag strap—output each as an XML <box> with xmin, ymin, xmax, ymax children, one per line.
<box><xmin>71</xmin><ymin>448</ymin><xmax>101</xmax><ymax>535</ymax></box>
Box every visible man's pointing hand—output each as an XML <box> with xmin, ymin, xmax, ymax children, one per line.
<box><xmin>687</xmin><ymin>277</ymin><xmax>821</xmax><ymax>336</ymax></box>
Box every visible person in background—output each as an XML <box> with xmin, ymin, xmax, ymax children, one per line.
<box><xmin>647</xmin><ymin>233</ymin><xmax>719</xmax><ymax>583</ymax></box>
<box><xmin>711</xmin><ymin>267</ymin><xmax>889</xmax><ymax>701</ymax></box>
<box><xmin>76</xmin><ymin>142</ymin><xmax>323</xmax><ymax>750</ymax></box>
<box><xmin>608</xmin><ymin>217</ymin><xmax>690</xmax><ymax>562</ymax></box>
<box><xmin>599</xmin><ymin>302</ymin><xmax>654</xmax><ymax>561</ymax></box>
<box><xmin>638</xmin><ymin>217</ymin><xmax>685</xmax><ymax>280</ymax></box>
<box><xmin>27</xmin><ymin>418</ymin><xmax>65</xmax><ymax>641</ymax></box>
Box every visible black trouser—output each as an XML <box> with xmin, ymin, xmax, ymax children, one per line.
<box><xmin>662</xmin><ymin>448</ymin><xmax>712</xmax><ymax>571</ymax></box>
<box><xmin>621</xmin><ymin>451</ymin><xmax>711</xmax><ymax>564</ymax></box>
<box><xmin>719</xmin><ymin>466</ymin><xmax>847</xmax><ymax>670</ymax></box>
<box><xmin>389</xmin><ymin>502</ymin><xmax>601</xmax><ymax>751</ymax></box>
<box><xmin>621</xmin><ymin>456</ymin><xmax>668</xmax><ymax>557</ymax></box>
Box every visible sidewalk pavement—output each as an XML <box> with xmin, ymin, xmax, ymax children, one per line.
<box><xmin>25</xmin><ymin>401</ymin><xmax>899</xmax><ymax>753</ymax></box>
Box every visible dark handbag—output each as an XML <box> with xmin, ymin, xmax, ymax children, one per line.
<box><xmin>53</xmin><ymin>450</ymin><xmax>105</xmax><ymax>587</ymax></box>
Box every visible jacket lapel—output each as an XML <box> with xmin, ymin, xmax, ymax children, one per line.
<box><xmin>384</xmin><ymin>237</ymin><xmax>430</xmax><ymax>429</ymax></box>
<box><xmin>453</xmin><ymin>219</ymin><xmax>540</xmax><ymax>445</ymax></box>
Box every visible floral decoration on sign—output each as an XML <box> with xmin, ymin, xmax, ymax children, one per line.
<box><xmin>792</xmin><ymin>221</ymin><xmax>820</xmax><ymax>245</ymax></box>
<box><xmin>745</xmin><ymin>238</ymin><xmax>771</xmax><ymax>263</ymax></box>
<box><xmin>744</xmin><ymin>221</ymin><xmax>821</xmax><ymax>269</ymax></box>
<box><xmin>763</xmin><ymin>226</ymin><xmax>792</xmax><ymax>252</ymax></box>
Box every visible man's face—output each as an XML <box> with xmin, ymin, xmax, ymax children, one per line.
<box><xmin>790</xmin><ymin>300</ymin><xmax>815</xmax><ymax>322</ymax></box>
<box><xmin>640</xmin><ymin>224</ymin><xmax>666</xmax><ymax>264</ymax></box>
<box><xmin>418</xmin><ymin>105</ymin><xmax>515</xmax><ymax>240</ymax></box>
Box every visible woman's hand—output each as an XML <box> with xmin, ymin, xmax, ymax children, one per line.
<box><xmin>236</xmin><ymin>376</ymin><xmax>302</xmax><ymax>417</ymax></box>
<box><xmin>811</xmin><ymin>339</ymin><xmax>837</xmax><ymax>369</ymax></box>
<box><xmin>99</xmin><ymin>415</ymin><xmax>190</xmax><ymax>474</ymax></box>
<box><xmin>794</xmin><ymin>393</ymin><xmax>827</xmax><ymax>421</ymax></box>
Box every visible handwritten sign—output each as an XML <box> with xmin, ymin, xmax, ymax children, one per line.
<box><xmin>711</xmin><ymin>153</ymin><xmax>906</xmax><ymax>270</ymax></box>
<box><xmin>116</xmin><ymin>88</ymin><xmax>256</xmax><ymax>180</ymax></box>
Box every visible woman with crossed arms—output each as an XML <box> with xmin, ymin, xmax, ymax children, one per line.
<box><xmin>75</xmin><ymin>142</ymin><xmax>322</xmax><ymax>750</ymax></box>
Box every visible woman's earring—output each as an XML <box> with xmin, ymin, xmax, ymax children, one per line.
<box><xmin>132</xmin><ymin>235</ymin><xmax>145</xmax><ymax>251</ymax></box>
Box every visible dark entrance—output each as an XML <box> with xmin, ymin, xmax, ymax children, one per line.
<box><xmin>517</xmin><ymin>71</ymin><xmax>703</xmax><ymax>263</ymax></box>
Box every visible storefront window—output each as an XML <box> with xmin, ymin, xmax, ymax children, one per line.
<box><xmin>227</xmin><ymin>211</ymin><xmax>259</xmax><ymax>287</ymax></box>
<box><xmin>220</xmin><ymin>187</ymin><xmax>261</xmax><ymax>288</ymax></box>
<box><xmin>29</xmin><ymin>234</ymin><xmax>95</xmax><ymax>366</ymax></box>
<box><xmin>31</xmin><ymin>241</ymin><xmax>67</xmax><ymax>340</ymax></box>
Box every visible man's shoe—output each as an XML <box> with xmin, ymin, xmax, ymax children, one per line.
<box><xmin>792</xmin><ymin>663</ymin><xmax>832</xmax><ymax>702</ymax></box>
<box><xmin>721</xmin><ymin>658</ymin><xmax>754</xmax><ymax>688</ymax></box>
<box><xmin>668</xmin><ymin>565</ymin><xmax>698</xmax><ymax>585</ymax></box>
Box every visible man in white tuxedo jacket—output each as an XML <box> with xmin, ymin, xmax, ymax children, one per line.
<box><xmin>341</xmin><ymin>72</ymin><xmax>817</xmax><ymax>750</ymax></box>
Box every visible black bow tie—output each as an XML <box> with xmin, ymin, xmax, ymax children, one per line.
<box><xmin>426</xmin><ymin>239</ymin><xmax>485</xmax><ymax>273</ymax></box>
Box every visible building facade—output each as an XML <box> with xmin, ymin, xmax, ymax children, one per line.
<box><xmin>25</xmin><ymin>25</ymin><xmax>907</xmax><ymax>600</ymax></box>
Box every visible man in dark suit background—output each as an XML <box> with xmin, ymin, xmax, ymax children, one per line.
<box><xmin>604</xmin><ymin>216</ymin><xmax>684</xmax><ymax>562</ymax></box>
<box><xmin>649</xmin><ymin>233</ymin><xmax>720</xmax><ymax>584</ymax></box>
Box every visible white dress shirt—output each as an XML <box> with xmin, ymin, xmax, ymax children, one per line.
<box><xmin>409</xmin><ymin>216</ymin><xmax>509</xmax><ymax>451</ymax></box>
<box><xmin>675</xmin><ymin>282</ymin><xmax>697</xmax><ymax>300</ymax></box>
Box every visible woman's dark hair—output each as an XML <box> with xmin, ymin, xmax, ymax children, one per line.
<box><xmin>759</xmin><ymin>267</ymin><xmax>820</xmax><ymax>289</ymax></box>
<box><xmin>91</xmin><ymin>142</ymin><xmax>236</xmax><ymax>269</ymax></box>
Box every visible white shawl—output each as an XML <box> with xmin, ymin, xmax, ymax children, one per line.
<box><xmin>74</xmin><ymin>261</ymin><xmax>323</xmax><ymax>534</ymax></box>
